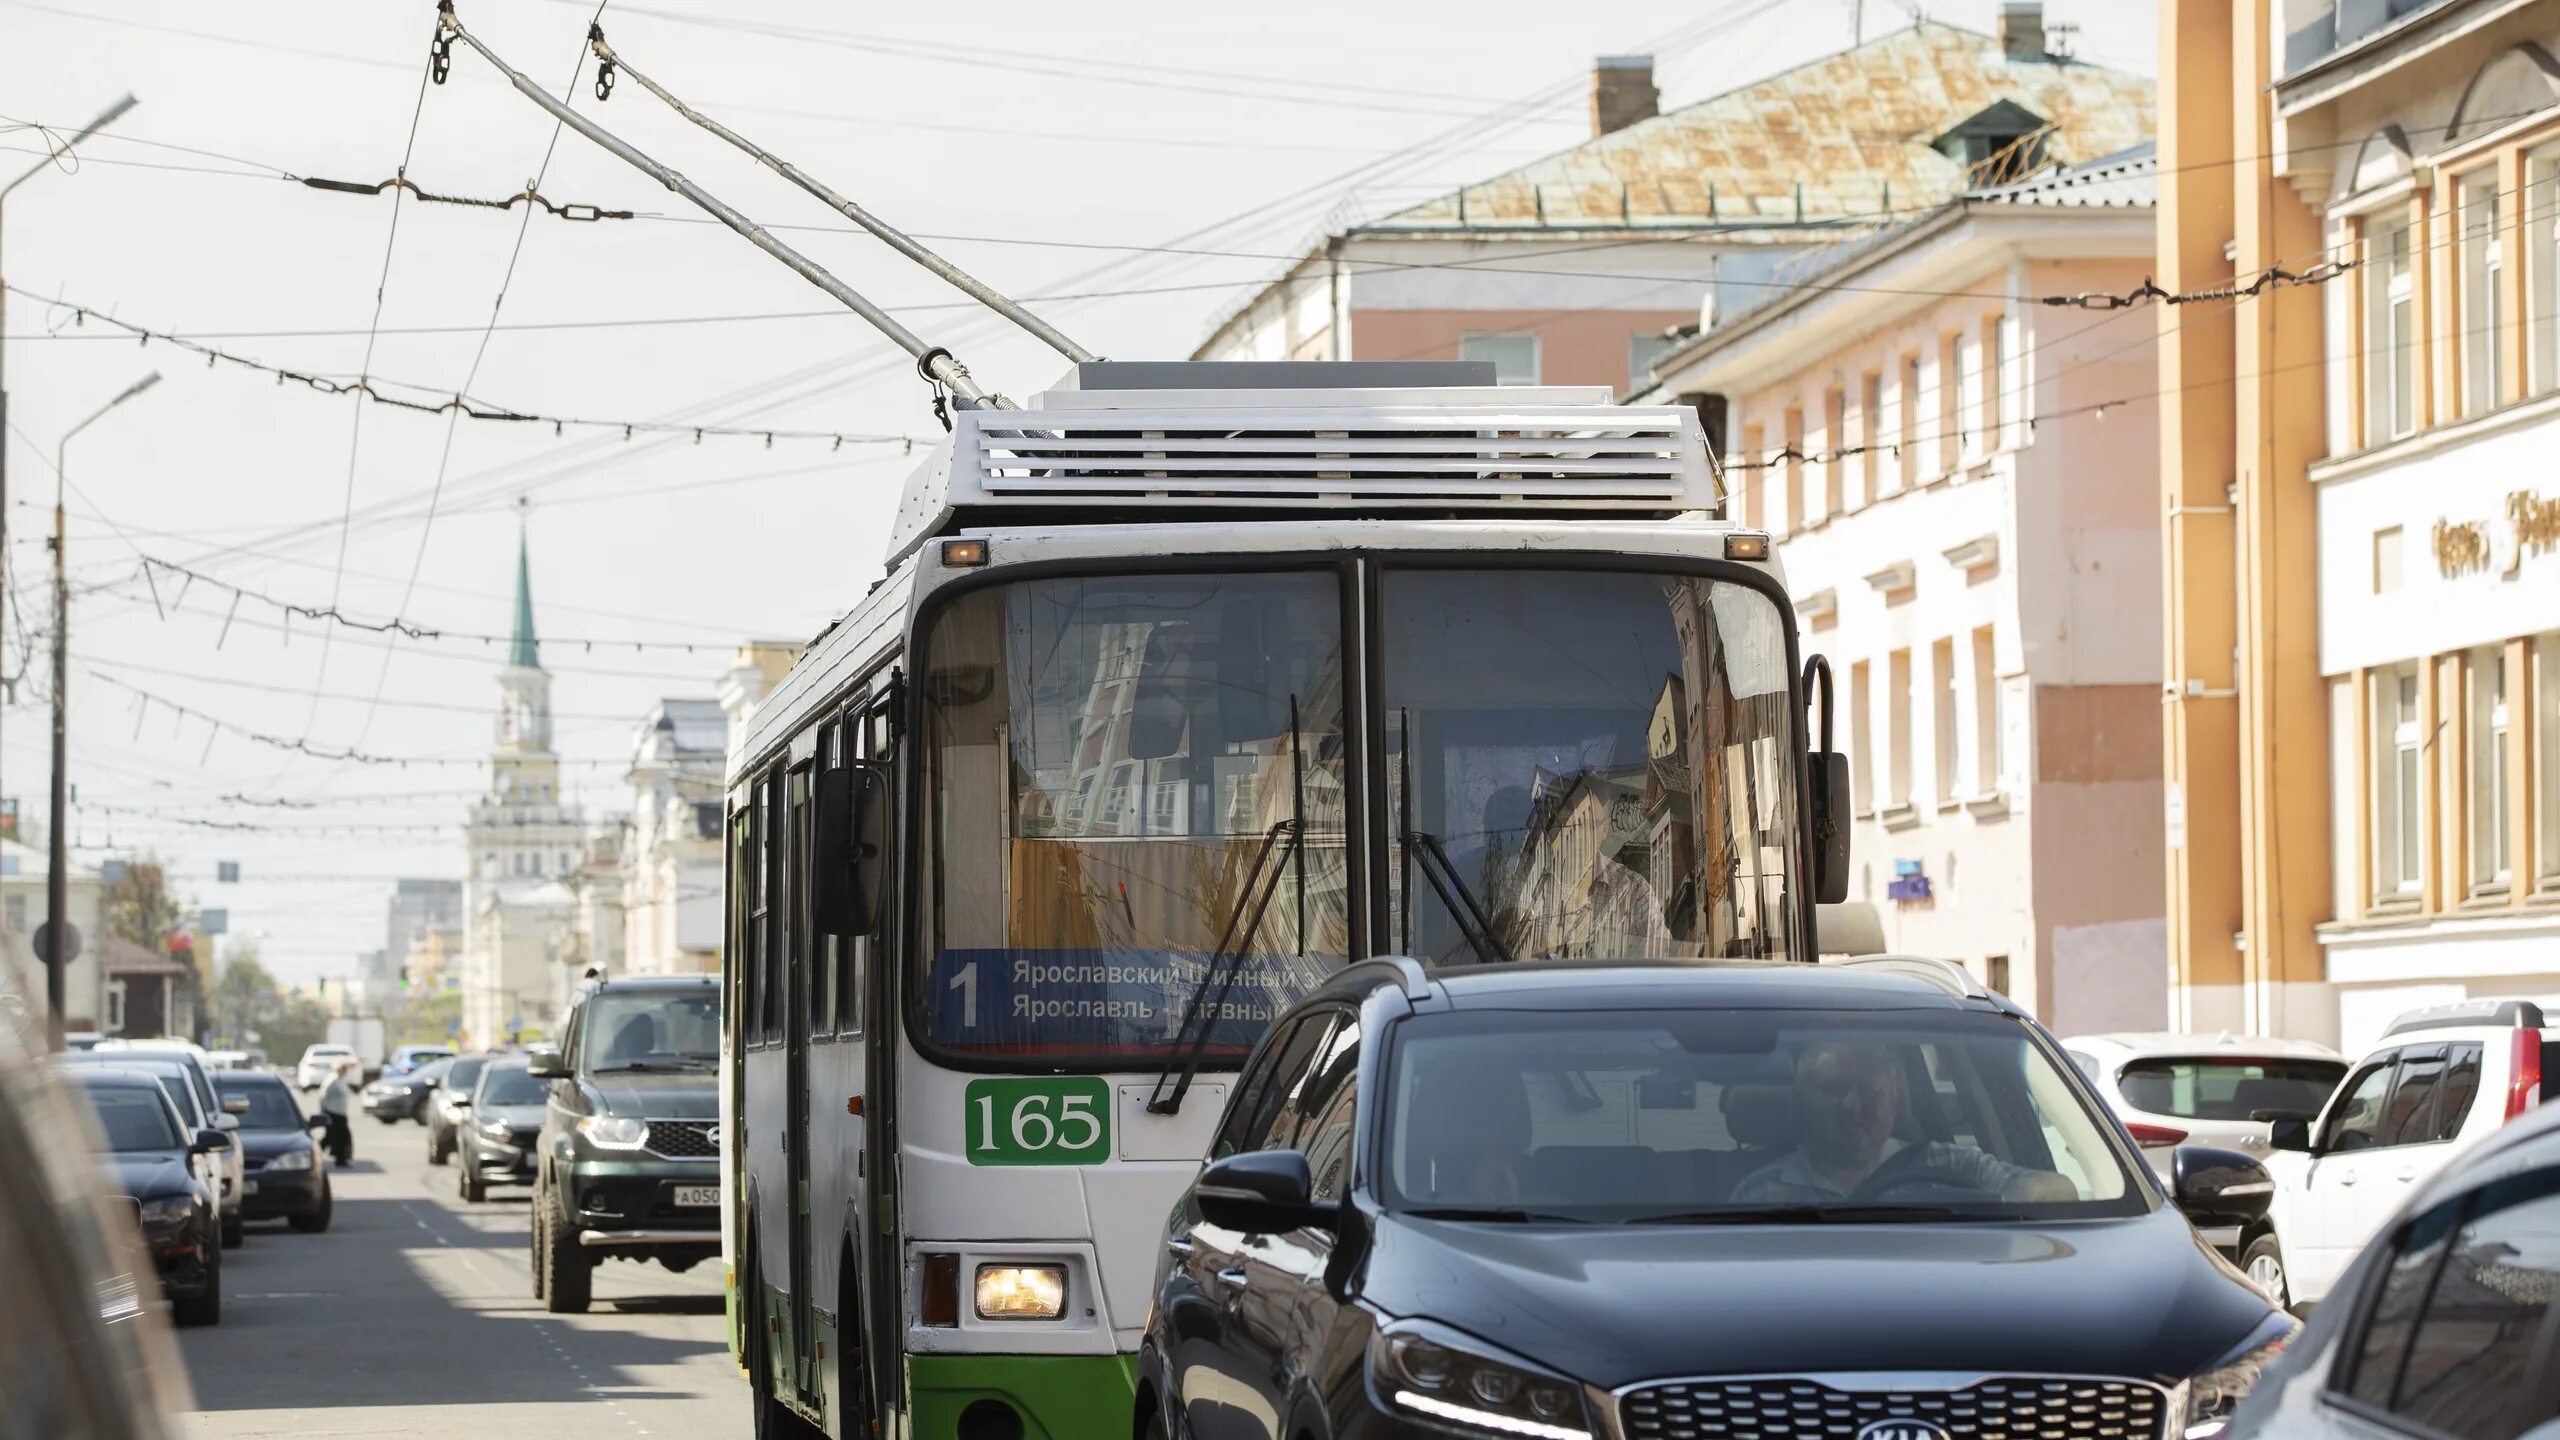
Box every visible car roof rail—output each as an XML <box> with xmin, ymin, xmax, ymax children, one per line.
<box><xmin>1832</xmin><ymin>954</ymin><xmax>1992</xmax><ymax>1001</ymax></box>
<box><xmin>1337</xmin><ymin>955</ymin><xmax>1434</xmax><ymax>1002</ymax></box>
<box><xmin>2384</xmin><ymin>998</ymin><xmax>2548</xmax><ymax>1037</ymax></box>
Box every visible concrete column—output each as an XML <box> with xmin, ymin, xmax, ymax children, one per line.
<box><xmin>2158</xmin><ymin>0</ymin><xmax>2244</xmax><ymax>1030</ymax></box>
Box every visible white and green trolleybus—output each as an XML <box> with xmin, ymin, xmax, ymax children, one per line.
<box><xmin>721</xmin><ymin>359</ymin><xmax>1851</xmax><ymax>1440</ymax></box>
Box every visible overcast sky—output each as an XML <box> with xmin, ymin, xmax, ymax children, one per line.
<box><xmin>0</xmin><ymin>0</ymin><xmax>2155</xmax><ymax>985</ymax></box>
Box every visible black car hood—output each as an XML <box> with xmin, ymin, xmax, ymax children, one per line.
<box><xmin>1359</xmin><ymin>1207</ymin><xmax>2275</xmax><ymax>1390</ymax></box>
<box><xmin>585</xmin><ymin>1071</ymin><xmax>715</xmax><ymax>1117</ymax></box>
<box><xmin>236</xmin><ymin>1128</ymin><xmax>316</xmax><ymax>1164</ymax></box>
<box><xmin>99</xmin><ymin>1151</ymin><xmax>194</xmax><ymax>1201</ymax></box>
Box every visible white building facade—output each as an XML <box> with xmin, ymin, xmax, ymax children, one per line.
<box><xmin>2278</xmin><ymin>0</ymin><xmax>2560</xmax><ymax>1051</ymax></box>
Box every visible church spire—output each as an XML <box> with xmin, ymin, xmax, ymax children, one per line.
<box><xmin>509</xmin><ymin>499</ymin><xmax>539</xmax><ymax>670</ymax></box>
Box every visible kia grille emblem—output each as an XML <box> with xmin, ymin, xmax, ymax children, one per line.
<box><xmin>1857</xmin><ymin>1421</ymin><xmax>1952</xmax><ymax>1440</ymax></box>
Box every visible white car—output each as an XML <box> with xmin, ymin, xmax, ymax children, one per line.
<box><xmin>2063</xmin><ymin>1032</ymin><xmax>2348</xmax><ymax>1179</ymax></box>
<box><xmin>2254</xmin><ymin>997</ymin><xmax>2558</xmax><ymax>1310</ymax></box>
<box><xmin>295</xmin><ymin>1044</ymin><xmax>356</xmax><ymax>1090</ymax></box>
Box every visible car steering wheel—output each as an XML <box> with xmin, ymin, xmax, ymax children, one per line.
<box><xmin>1847</xmin><ymin>1165</ymin><xmax>1997</xmax><ymax>1203</ymax></box>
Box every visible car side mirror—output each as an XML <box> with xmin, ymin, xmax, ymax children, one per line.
<box><xmin>815</xmin><ymin>763</ymin><xmax>891</xmax><ymax>940</ymax></box>
<box><xmin>1195</xmin><ymin>1150</ymin><xmax>1331</xmax><ymax>1235</ymax></box>
<box><xmin>190</xmin><ymin>1129</ymin><xmax>232</xmax><ymax>1155</ymax></box>
<box><xmin>2263</xmin><ymin>1115</ymin><xmax>2315</xmax><ymax>1153</ymax></box>
<box><xmin>525</xmin><ymin>1043</ymin><xmax>566</xmax><ymax>1080</ymax></box>
<box><xmin>220</xmin><ymin>1096</ymin><xmax>251</xmax><ymax>1115</ymax></box>
<box><xmin>449</xmin><ymin>1095</ymin><xmax>473</xmax><ymax>1109</ymax></box>
<box><xmin>303</xmin><ymin>1115</ymin><xmax>331</xmax><ymax>1134</ymax></box>
<box><xmin>214</xmin><ymin>1113</ymin><xmax>239</xmax><ymax>1131</ymax></box>
<box><xmin>2172</xmin><ymin>1145</ymin><xmax>2274</xmax><ymax>1229</ymax></box>
<box><xmin>1803</xmin><ymin>656</ymin><xmax>1850</xmax><ymax>906</ymax></box>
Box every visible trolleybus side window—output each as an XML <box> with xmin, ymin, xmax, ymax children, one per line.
<box><xmin>759</xmin><ymin>773</ymin><xmax>783</xmax><ymax>1045</ymax></box>
<box><xmin>1380</xmin><ymin>568</ymin><xmax>1800</xmax><ymax>964</ymax></box>
<box><xmin>792</xmin><ymin>763</ymin><xmax>822</xmax><ymax>1035</ymax></box>
<box><xmin>919</xmin><ymin>572</ymin><xmax>1352</xmax><ymax>1068</ymax></box>
<box><xmin>729</xmin><ymin>805</ymin><xmax>754</xmax><ymax>1051</ymax></box>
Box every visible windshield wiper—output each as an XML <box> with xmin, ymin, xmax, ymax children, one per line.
<box><xmin>1404</xmin><ymin>829</ymin><xmax>1516</xmax><ymax>965</ymax></box>
<box><xmin>1625</xmin><ymin>1204</ymin><xmax>1968</xmax><ymax>1225</ymax></box>
<box><xmin>1401</xmin><ymin>1206</ymin><xmax>1589</xmax><ymax>1224</ymax></box>
<box><xmin>1146</xmin><ymin>817</ymin><xmax>1302</xmax><ymax>1115</ymax></box>
<box><xmin>589</xmin><ymin>1059</ymin><xmax>710</xmax><ymax>1074</ymax></box>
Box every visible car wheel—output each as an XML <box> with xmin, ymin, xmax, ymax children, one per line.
<box><xmin>1140</xmin><ymin>1386</ymin><xmax>1176</xmax><ymax>1440</ymax></box>
<box><xmin>531</xmin><ymin>1189</ymin><xmax>550</xmax><ymax>1301</ymax></box>
<box><xmin>459</xmin><ymin>1158</ymin><xmax>487</xmax><ymax>1203</ymax></box>
<box><xmin>290</xmin><ymin>1180</ymin><xmax>332</xmax><ymax>1234</ymax></box>
<box><xmin>541</xmin><ymin>1190</ymin><xmax>591</xmax><ymax>1314</ymax></box>
<box><xmin>427</xmin><ymin>1131</ymin><xmax>446</xmax><ymax>1166</ymax></box>
<box><xmin>222</xmin><ymin>1208</ymin><xmax>244</xmax><ymax>1249</ymax></box>
<box><xmin>173</xmin><ymin>1231</ymin><xmax>221</xmax><ymax>1327</ymax></box>
<box><xmin>2243</xmin><ymin>1231</ymin><xmax>2290</xmax><ymax>1308</ymax></box>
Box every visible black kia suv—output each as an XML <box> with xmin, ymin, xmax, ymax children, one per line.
<box><xmin>1140</xmin><ymin>957</ymin><xmax>2297</xmax><ymax>1440</ymax></box>
<box><xmin>527</xmin><ymin>974</ymin><xmax>720</xmax><ymax>1314</ymax></box>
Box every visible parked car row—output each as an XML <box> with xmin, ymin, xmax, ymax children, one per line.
<box><xmin>52</xmin><ymin>1038</ymin><xmax>339</xmax><ymax>1329</ymax></box>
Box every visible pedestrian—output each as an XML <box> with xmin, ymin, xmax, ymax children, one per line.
<box><xmin>318</xmin><ymin>1058</ymin><xmax>357</xmax><ymax>1165</ymax></box>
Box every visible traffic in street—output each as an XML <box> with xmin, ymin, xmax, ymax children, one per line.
<box><xmin>173</xmin><ymin>1119</ymin><xmax>738</xmax><ymax>1438</ymax></box>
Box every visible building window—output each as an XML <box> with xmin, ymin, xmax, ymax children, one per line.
<box><xmin>2</xmin><ymin>896</ymin><xmax>20</xmax><ymax>933</ymax></box>
<box><xmin>2530</xmin><ymin>150</ymin><xmax>2560</xmax><ymax>394</ymax></box>
<box><xmin>1888</xmin><ymin>649</ymin><xmax>1913</xmax><ymax>809</ymax></box>
<box><xmin>2374</xmin><ymin>664</ymin><xmax>2423</xmax><ymax>902</ymax></box>
<box><xmin>1897</xmin><ymin>352</ymin><xmax>1922</xmax><ymax>492</ymax></box>
<box><xmin>1821</xmin><ymin>385</ymin><xmax>1846</xmax><ymax>519</ymax></box>
<box><xmin>1850</xmin><ymin>660</ymin><xmax>1874</xmax><ymax>814</ymax></box>
<box><xmin>2460</xmin><ymin>175</ymin><xmax>2504</xmax><ymax>417</ymax></box>
<box><xmin>1979</xmin><ymin>313</ymin><xmax>2004</xmax><ymax>449</ymax></box>
<box><xmin>2538</xmin><ymin>634</ymin><xmax>2560</xmax><ymax>892</ymax></box>
<box><xmin>2469</xmin><ymin>647</ymin><xmax>2511</xmax><ymax>893</ymax></box>
<box><xmin>1938</xmin><ymin>332</ymin><xmax>1964</xmax><ymax>476</ymax></box>
<box><xmin>1972</xmin><ymin>626</ymin><xmax>2001</xmax><ymax>794</ymax></box>
<box><xmin>1783</xmin><ymin>403</ymin><xmax>1806</xmax><ymax>531</ymax></box>
<box><xmin>1459</xmin><ymin>331</ymin><xmax>1540</xmax><ymax>385</ymax></box>
<box><xmin>1738</xmin><ymin>423</ymin><xmax>1765</xmax><ymax>530</ymax></box>
<box><xmin>2365</xmin><ymin>216</ymin><xmax>2416</xmax><ymax>445</ymax></box>
<box><xmin>1984</xmin><ymin>955</ymin><xmax>2010</xmax><ymax>996</ymax></box>
<box><xmin>105</xmin><ymin>981</ymin><xmax>124</xmax><ymax>1035</ymax></box>
<box><xmin>1627</xmin><ymin>331</ymin><xmax>1678</xmax><ymax>392</ymax></box>
<box><xmin>1859</xmin><ymin>369</ymin><xmax>1883</xmax><ymax>505</ymax></box>
<box><xmin>1933</xmin><ymin>638</ymin><xmax>1960</xmax><ymax>805</ymax></box>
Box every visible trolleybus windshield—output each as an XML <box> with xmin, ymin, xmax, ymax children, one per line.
<box><xmin>917</xmin><ymin>563</ymin><xmax>1801</xmax><ymax>1068</ymax></box>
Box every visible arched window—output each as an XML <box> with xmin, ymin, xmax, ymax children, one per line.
<box><xmin>2446</xmin><ymin>45</ymin><xmax>2560</xmax><ymax>144</ymax></box>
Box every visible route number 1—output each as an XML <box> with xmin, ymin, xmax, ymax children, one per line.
<box><xmin>963</xmin><ymin>1077</ymin><xmax>1112</xmax><ymax>1167</ymax></box>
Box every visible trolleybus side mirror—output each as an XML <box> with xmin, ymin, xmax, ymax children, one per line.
<box><xmin>814</xmin><ymin>762</ymin><xmax>890</xmax><ymax>940</ymax></box>
<box><xmin>1804</xmin><ymin>655</ymin><xmax>1852</xmax><ymax>905</ymax></box>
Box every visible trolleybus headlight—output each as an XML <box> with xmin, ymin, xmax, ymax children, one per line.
<box><xmin>973</xmin><ymin>1264</ymin><xmax>1066</xmax><ymax>1320</ymax></box>
<box><xmin>576</xmin><ymin>1116</ymin><xmax>649</xmax><ymax>1150</ymax></box>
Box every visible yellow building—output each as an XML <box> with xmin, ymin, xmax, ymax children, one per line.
<box><xmin>2164</xmin><ymin>0</ymin><xmax>2560</xmax><ymax>1050</ymax></box>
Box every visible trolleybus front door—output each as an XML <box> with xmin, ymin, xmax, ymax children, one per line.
<box><xmin>786</xmin><ymin>763</ymin><xmax>817</xmax><ymax>1401</ymax></box>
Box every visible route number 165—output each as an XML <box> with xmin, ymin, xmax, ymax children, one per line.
<box><xmin>963</xmin><ymin>1077</ymin><xmax>1113</xmax><ymax>1167</ymax></box>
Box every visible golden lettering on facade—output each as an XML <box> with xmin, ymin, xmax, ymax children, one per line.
<box><xmin>2435</xmin><ymin>517</ymin><xmax>2491</xmax><ymax>577</ymax></box>
<box><xmin>2513</xmin><ymin>488</ymin><xmax>2560</xmax><ymax>571</ymax></box>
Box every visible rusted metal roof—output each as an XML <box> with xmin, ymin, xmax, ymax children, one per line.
<box><xmin>1361</xmin><ymin>21</ymin><xmax>2154</xmax><ymax>235</ymax></box>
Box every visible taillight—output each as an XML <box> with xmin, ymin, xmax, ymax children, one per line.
<box><xmin>2507</xmin><ymin>1032</ymin><xmax>2544</xmax><ymax>1123</ymax></box>
<box><xmin>2127</xmin><ymin>1122</ymin><xmax>2189</xmax><ymax>1147</ymax></box>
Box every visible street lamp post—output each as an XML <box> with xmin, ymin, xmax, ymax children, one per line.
<box><xmin>45</xmin><ymin>370</ymin><xmax>159</xmax><ymax>1049</ymax></box>
<box><xmin>0</xmin><ymin>94</ymin><xmax>137</xmax><ymax>852</ymax></box>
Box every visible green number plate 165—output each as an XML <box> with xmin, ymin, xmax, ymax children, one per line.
<box><xmin>963</xmin><ymin>1077</ymin><xmax>1113</xmax><ymax>1166</ymax></box>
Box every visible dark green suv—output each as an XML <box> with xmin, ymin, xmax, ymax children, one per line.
<box><xmin>526</xmin><ymin>975</ymin><xmax>721</xmax><ymax>1313</ymax></box>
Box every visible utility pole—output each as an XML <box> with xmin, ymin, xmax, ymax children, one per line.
<box><xmin>0</xmin><ymin>94</ymin><xmax>135</xmax><ymax>863</ymax></box>
<box><xmin>47</xmin><ymin>371</ymin><xmax>158</xmax><ymax>1049</ymax></box>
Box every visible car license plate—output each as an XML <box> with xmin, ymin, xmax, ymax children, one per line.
<box><xmin>672</xmin><ymin>1185</ymin><xmax>718</xmax><ymax>1208</ymax></box>
<box><xmin>241</xmin><ymin>1180</ymin><xmax>259</xmax><ymax>1195</ymax></box>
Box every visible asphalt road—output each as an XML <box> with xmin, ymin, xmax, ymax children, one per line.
<box><xmin>172</xmin><ymin>1106</ymin><xmax>745</xmax><ymax>1439</ymax></box>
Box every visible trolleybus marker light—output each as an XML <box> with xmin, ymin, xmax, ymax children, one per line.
<box><xmin>940</xmin><ymin>538</ymin><xmax>990</xmax><ymax>567</ymax></box>
<box><xmin>1723</xmin><ymin>531</ymin><xmax>1772</xmax><ymax>561</ymax></box>
<box><xmin>921</xmin><ymin>1254</ymin><xmax>961</xmax><ymax>1326</ymax></box>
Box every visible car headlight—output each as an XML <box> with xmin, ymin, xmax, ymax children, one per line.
<box><xmin>974</xmin><ymin>1264</ymin><xmax>1066</xmax><ymax>1320</ymax></box>
<box><xmin>1367</xmin><ymin>1320</ymin><xmax>1591</xmax><ymax>1440</ymax></box>
<box><xmin>2177</xmin><ymin>1312</ymin><xmax>2301</xmax><ymax>1439</ymax></box>
<box><xmin>266</xmin><ymin>1147</ymin><xmax>314</xmax><ymax>1172</ymax></box>
<box><xmin>577</xmin><ymin>1115</ymin><xmax>647</xmax><ymax>1149</ymax></box>
<box><xmin>138</xmin><ymin>1196</ymin><xmax>195</xmax><ymax>1230</ymax></box>
<box><xmin>480</xmin><ymin>1116</ymin><xmax>519</xmax><ymax>1140</ymax></box>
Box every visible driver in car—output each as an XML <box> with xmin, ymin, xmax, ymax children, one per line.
<box><xmin>1729</xmin><ymin>1041</ymin><xmax>2076</xmax><ymax>1205</ymax></box>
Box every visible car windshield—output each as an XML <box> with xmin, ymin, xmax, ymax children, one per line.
<box><xmin>75</xmin><ymin>1085</ymin><xmax>183</xmax><ymax>1153</ymax></box>
<box><xmin>581</xmin><ymin>990</ymin><xmax>719</xmax><ymax>1072</ymax></box>
<box><xmin>409</xmin><ymin>1057</ymin><xmax>454</xmax><ymax>1084</ymax></box>
<box><xmin>477</xmin><ymin>1065</ymin><xmax>544</xmax><ymax>1106</ymax></box>
<box><xmin>1379</xmin><ymin>1006</ymin><xmax>2141</xmax><ymax>1222</ymax></box>
<box><xmin>447</xmin><ymin>1056</ymin><xmax>488</xmax><ymax>1091</ymax></box>
<box><xmin>2117</xmin><ymin>1057</ymin><xmax>2346</xmax><ymax>1121</ymax></box>
<box><xmin>215</xmin><ymin>1078</ymin><xmax>303</xmax><ymax>1130</ymax></box>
